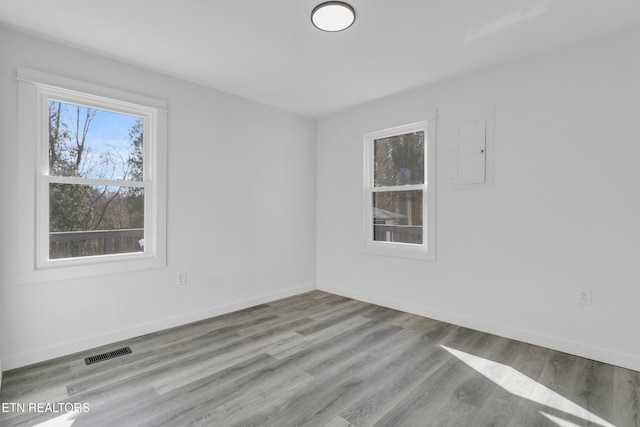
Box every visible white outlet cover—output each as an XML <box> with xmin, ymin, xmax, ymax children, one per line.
<box><xmin>177</xmin><ymin>272</ymin><xmax>187</xmax><ymax>286</ymax></box>
<box><xmin>578</xmin><ymin>289</ymin><xmax>592</xmax><ymax>305</ymax></box>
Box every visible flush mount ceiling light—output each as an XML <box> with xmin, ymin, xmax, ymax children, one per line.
<box><xmin>311</xmin><ymin>1</ymin><xmax>356</xmax><ymax>32</ymax></box>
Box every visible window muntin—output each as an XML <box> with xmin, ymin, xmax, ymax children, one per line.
<box><xmin>372</xmin><ymin>129</ymin><xmax>425</xmax><ymax>245</ymax></box>
<box><xmin>364</xmin><ymin>119</ymin><xmax>435</xmax><ymax>260</ymax></box>
<box><xmin>46</xmin><ymin>101</ymin><xmax>146</xmax><ymax>261</ymax></box>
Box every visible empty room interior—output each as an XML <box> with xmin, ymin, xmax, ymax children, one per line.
<box><xmin>1</xmin><ymin>1</ymin><xmax>640</xmax><ymax>426</ymax></box>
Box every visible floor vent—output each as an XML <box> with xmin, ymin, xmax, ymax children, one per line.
<box><xmin>84</xmin><ymin>346</ymin><xmax>132</xmax><ymax>365</ymax></box>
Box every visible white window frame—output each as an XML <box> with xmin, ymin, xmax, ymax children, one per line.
<box><xmin>17</xmin><ymin>68</ymin><xmax>167</xmax><ymax>281</ymax></box>
<box><xmin>362</xmin><ymin>117</ymin><xmax>436</xmax><ymax>261</ymax></box>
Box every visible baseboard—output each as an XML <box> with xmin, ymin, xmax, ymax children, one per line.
<box><xmin>317</xmin><ymin>283</ymin><xmax>640</xmax><ymax>373</ymax></box>
<box><xmin>2</xmin><ymin>283</ymin><xmax>315</xmax><ymax>371</ymax></box>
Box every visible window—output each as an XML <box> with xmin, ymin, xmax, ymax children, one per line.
<box><xmin>17</xmin><ymin>68</ymin><xmax>167</xmax><ymax>280</ymax></box>
<box><xmin>46</xmin><ymin>101</ymin><xmax>145</xmax><ymax>261</ymax></box>
<box><xmin>363</xmin><ymin>119</ymin><xmax>436</xmax><ymax>260</ymax></box>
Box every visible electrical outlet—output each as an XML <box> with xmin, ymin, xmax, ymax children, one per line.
<box><xmin>177</xmin><ymin>272</ymin><xmax>187</xmax><ymax>286</ymax></box>
<box><xmin>578</xmin><ymin>289</ymin><xmax>592</xmax><ymax>305</ymax></box>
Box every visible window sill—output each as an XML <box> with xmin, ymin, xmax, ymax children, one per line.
<box><xmin>360</xmin><ymin>243</ymin><xmax>435</xmax><ymax>261</ymax></box>
<box><xmin>19</xmin><ymin>254</ymin><xmax>166</xmax><ymax>284</ymax></box>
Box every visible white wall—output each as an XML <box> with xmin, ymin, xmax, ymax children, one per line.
<box><xmin>0</xmin><ymin>27</ymin><xmax>316</xmax><ymax>370</ymax></box>
<box><xmin>2</xmin><ymin>22</ymin><xmax>639</xmax><ymax>375</ymax></box>
<box><xmin>316</xmin><ymin>24</ymin><xmax>640</xmax><ymax>371</ymax></box>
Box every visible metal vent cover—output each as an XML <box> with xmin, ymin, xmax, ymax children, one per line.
<box><xmin>84</xmin><ymin>346</ymin><xmax>132</xmax><ymax>365</ymax></box>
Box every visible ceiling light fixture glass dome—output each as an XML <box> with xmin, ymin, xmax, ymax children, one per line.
<box><xmin>311</xmin><ymin>1</ymin><xmax>356</xmax><ymax>32</ymax></box>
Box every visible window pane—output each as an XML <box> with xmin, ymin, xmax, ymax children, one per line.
<box><xmin>48</xmin><ymin>101</ymin><xmax>143</xmax><ymax>181</ymax></box>
<box><xmin>374</xmin><ymin>131</ymin><xmax>424</xmax><ymax>186</ymax></box>
<box><xmin>49</xmin><ymin>184</ymin><xmax>144</xmax><ymax>259</ymax></box>
<box><xmin>373</xmin><ymin>190</ymin><xmax>423</xmax><ymax>244</ymax></box>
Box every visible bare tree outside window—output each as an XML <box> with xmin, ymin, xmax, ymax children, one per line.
<box><xmin>372</xmin><ymin>130</ymin><xmax>425</xmax><ymax>245</ymax></box>
<box><xmin>48</xmin><ymin>101</ymin><xmax>145</xmax><ymax>259</ymax></box>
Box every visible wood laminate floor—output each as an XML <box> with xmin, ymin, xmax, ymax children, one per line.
<box><xmin>1</xmin><ymin>291</ymin><xmax>638</xmax><ymax>426</ymax></box>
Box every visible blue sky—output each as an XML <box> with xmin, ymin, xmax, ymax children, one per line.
<box><xmin>53</xmin><ymin>101</ymin><xmax>141</xmax><ymax>180</ymax></box>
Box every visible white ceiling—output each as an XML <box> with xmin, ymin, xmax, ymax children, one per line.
<box><xmin>1</xmin><ymin>0</ymin><xmax>640</xmax><ymax>117</ymax></box>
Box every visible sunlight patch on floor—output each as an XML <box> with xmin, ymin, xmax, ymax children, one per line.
<box><xmin>33</xmin><ymin>410</ymin><xmax>78</xmax><ymax>427</ymax></box>
<box><xmin>540</xmin><ymin>411</ymin><xmax>585</xmax><ymax>427</ymax></box>
<box><xmin>441</xmin><ymin>345</ymin><xmax>615</xmax><ymax>427</ymax></box>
